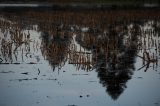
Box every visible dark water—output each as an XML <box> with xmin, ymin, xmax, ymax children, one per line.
<box><xmin>0</xmin><ymin>10</ymin><xmax>160</xmax><ymax>106</ymax></box>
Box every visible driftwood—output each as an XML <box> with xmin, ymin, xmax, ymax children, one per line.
<box><xmin>137</xmin><ymin>51</ymin><xmax>158</xmax><ymax>72</ymax></box>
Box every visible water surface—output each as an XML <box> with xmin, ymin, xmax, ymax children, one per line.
<box><xmin>0</xmin><ymin>10</ymin><xmax>160</xmax><ymax>106</ymax></box>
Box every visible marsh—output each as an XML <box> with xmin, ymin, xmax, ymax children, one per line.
<box><xmin>0</xmin><ymin>8</ymin><xmax>160</xmax><ymax>106</ymax></box>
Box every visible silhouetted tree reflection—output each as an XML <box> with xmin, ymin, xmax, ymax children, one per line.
<box><xmin>95</xmin><ymin>41</ymin><xmax>137</xmax><ymax>100</ymax></box>
<box><xmin>75</xmin><ymin>22</ymin><xmax>141</xmax><ymax>100</ymax></box>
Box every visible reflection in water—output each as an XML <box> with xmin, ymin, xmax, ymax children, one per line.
<box><xmin>41</xmin><ymin>31</ymin><xmax>71</xmax><ymax>71</ymax></box>
<box><xmin>94</xmin><ymin>24</ymin><xmax>138</xmax><ymax>100</ymax></box>
<box><xmin>0</xmin><ymin>11</ymin><xmax>160</xmax><ymax>101</ymax></box>
<box><xmin>75</xmin><ymin>22</ymin><xmax>140</xmax><ymax>100</ymax></box>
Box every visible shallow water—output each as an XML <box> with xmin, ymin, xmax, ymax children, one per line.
<box><xmin>0</xmin><ymin>11</ymin><xmax>160</xmax><ymax>106</ymax></box>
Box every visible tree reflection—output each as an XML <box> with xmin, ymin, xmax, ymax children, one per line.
<box><xmin>75</xmin><ymin>22</ymin><xmax>140</xmax><ymax>100</ymax></box>
<box><xmin>40</xmin><ymin>30</ymin><xmax>71</xmax><ymax>71</ymax></box>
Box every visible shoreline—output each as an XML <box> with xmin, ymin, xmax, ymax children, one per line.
<box><xmin>0</xmin><ymin>3</ymin><xmax>160</xmax><ymax>10</ymax></box>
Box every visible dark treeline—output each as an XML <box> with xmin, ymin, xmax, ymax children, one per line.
<box><xmin>0</xmin><ymin>0</ymin><xmax>159</xmax><ymax>3</ymax></box>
